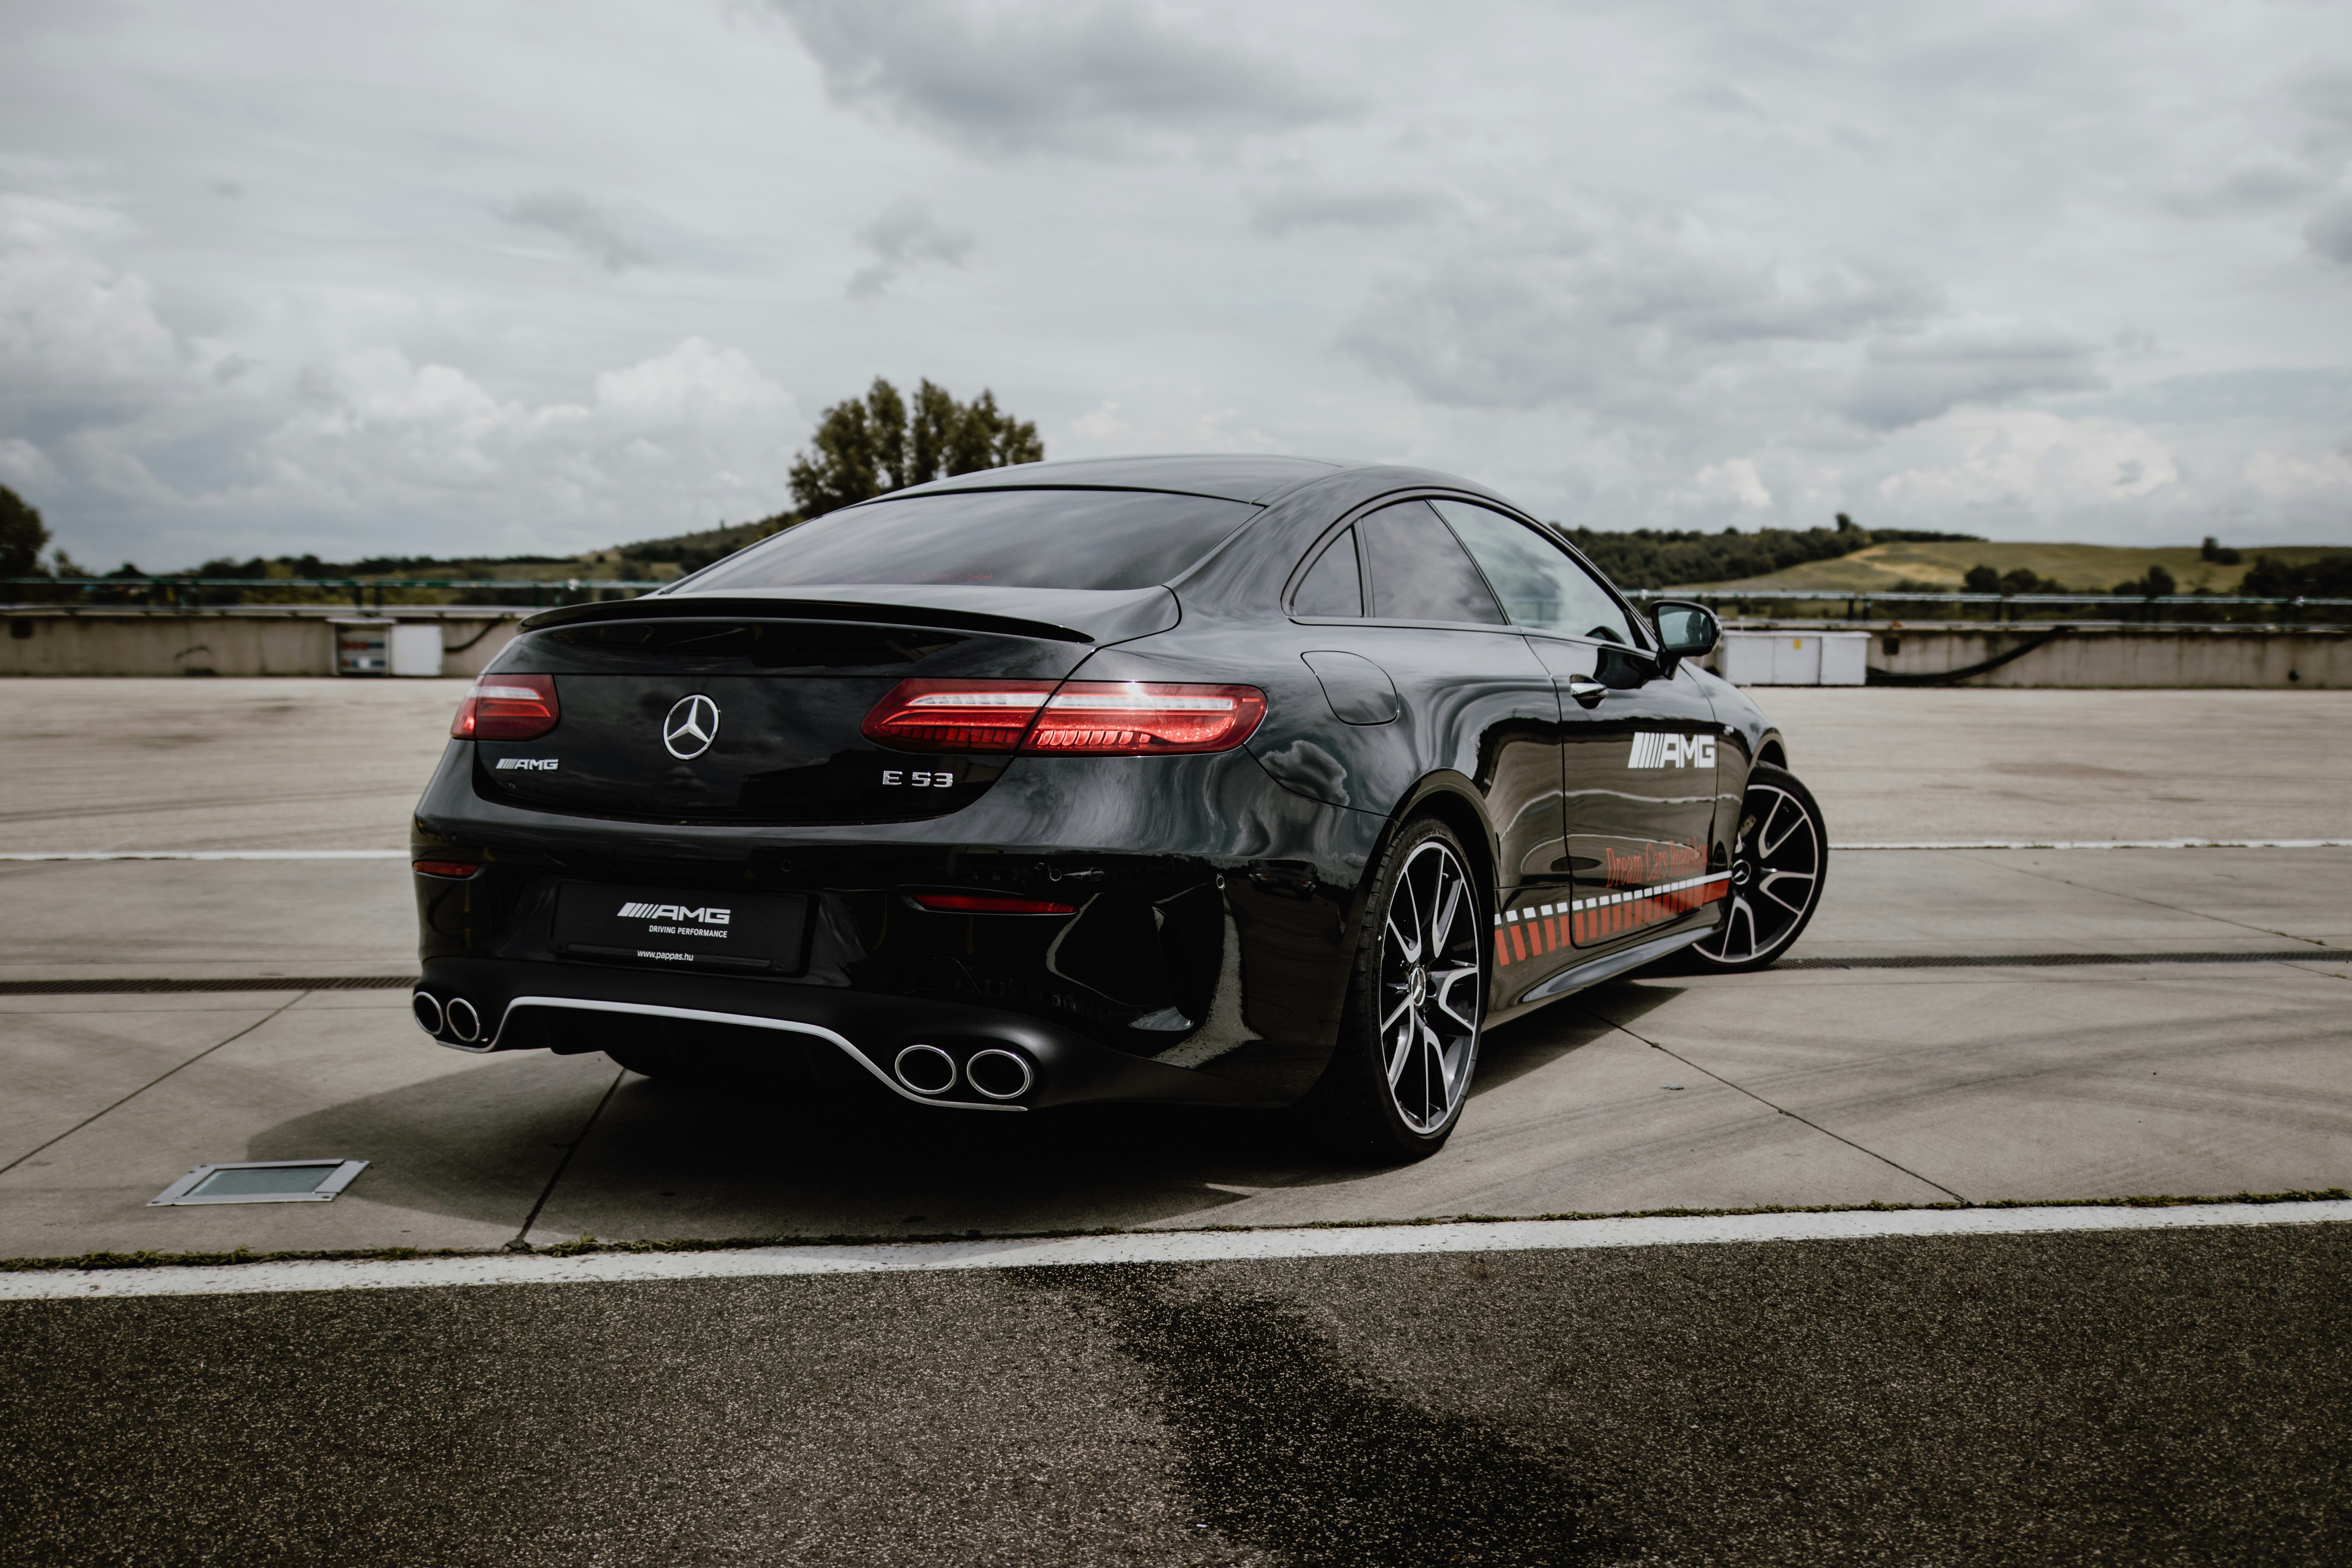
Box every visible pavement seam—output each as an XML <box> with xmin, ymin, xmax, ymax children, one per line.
<box><xmin>1950</xmin><ymin>848</ymin><xmax>2339</xmax><ymax>949</ymax></box>
<box><xmin>0</xmin><ymin>993</ymin><xmax>308</xmax><ymax>1179</ymax></box>
<box><xmin>1578</xmin><ymin>1003</ymin><xmax>1972</xmax><ymax>1204</ymax></box>
<box><xmin>510</xmin><ymin>1068</ymin><xmax>626</xmax><ymax>1248</ymax></box>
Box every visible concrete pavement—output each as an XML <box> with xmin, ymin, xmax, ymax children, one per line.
<box><xmin>0</xmin><ymin>846</ymin><xmax>2343</xmax><ymax>1260</ymax></box>
<box><xmin>0</xmin><ymin>680</ymin><xmax>2344</xmax><ymax>1261</ymax></box>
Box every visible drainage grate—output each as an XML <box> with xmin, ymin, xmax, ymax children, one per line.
<box><xmin>149</xmin><ymin>1159</ymin><xmax>370</xmax><ymax>1206</ymax></box>
<box><xmin>0</xmin><ymin>975</ymin><xmax>418</xmax><ymax>997</ymax></box>
<box><xmin>1776</xmin><ymin>949</ymin><xmax>2338</xmax><ymax>971</ymax></box>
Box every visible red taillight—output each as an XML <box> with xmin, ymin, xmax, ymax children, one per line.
<box><xmin>908</xmin><ymin>892</ymin><xmax>1077</xmax><ymax>915</ymax></box>
<box><xmin>861</xmin><ymin>678</ymin><xmax>1265</xmax><ymax>756</ymax></box>
<box><xmin>412</xmin><ymin>860</ymin><xmax>480</xmax><ymax>879</ymax></box>
<box><xmin>1025</xmin><ymin>682</ymin><xmax>1265</xmax><ymax>755</ymax></box>
<box><xmin>861</xmin><ymin>679</ymin><xmax>1053</xmax><ymax>752</ymax></box>
<box><xmin>452</xmin><ymin>674</ymin><xmax>560</xmax><ymax>740</ymax></box>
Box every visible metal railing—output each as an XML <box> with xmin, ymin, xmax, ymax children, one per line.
<box><xmin>9</xmin><ymin>577</ymin><xmax>2350</xmax><ymax>622</ymax></box>
<box><xmin>4</xmin><ymin>576</ymin><xmax>667</xmax><ymax>610</ymax></box>
<box><xmin>1624</xmin><ymin>587</ymin><xmax>2352</xmax><ymax>625</ymax></box>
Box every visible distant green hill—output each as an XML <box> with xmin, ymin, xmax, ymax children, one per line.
<box><xmin>1686</xmin><ymin>539</ymin><xmax>2352</xmax><ymax>594</ymax></box>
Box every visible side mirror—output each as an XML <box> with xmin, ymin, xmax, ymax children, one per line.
<box><xmin>1648</xmin><ymin>600</ymin><xmax>1719</xmax><ymax>675</ymax></box>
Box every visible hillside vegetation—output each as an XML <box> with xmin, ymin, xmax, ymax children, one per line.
<box><xmin>1685</xmin><ymin>540</ymin><xmax>2352</xmax><ymax>594</ymax></box>
<box><xmin>1560</xmin><ymin>517</ymin><xmax>1978</xmax><ymax>591</ymax></box>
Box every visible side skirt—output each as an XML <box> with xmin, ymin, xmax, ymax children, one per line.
<box><xmin>1483</xmin><ymin>928</ymin><xmax>1709</xmax><ymax>1029</ymax></box>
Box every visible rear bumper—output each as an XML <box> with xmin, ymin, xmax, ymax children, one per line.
<box><xmin>414</xmin><ymin>955</ymin><xmax>1287</xmax><ymax>1113</ymax></box>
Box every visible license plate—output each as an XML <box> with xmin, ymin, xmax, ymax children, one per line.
<box><xmin>553</xmin><ymin>883</ymin><xmax>809</xmax><ymax>975</ymax></box>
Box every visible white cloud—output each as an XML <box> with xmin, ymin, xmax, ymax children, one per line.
<box><xmin>499</xmin><ymin>189</ymin><xmax>657</xmax><ymax>272</ymax></box>
<box><xmin>2244</xmin><ymin>446</ymin><xmax>2352</xmax><ymax>500</ymax></box>
<box><xmin>1342</xmin><ymin>209</ymin><xmax>1935</xmax><ymax>420</ymax></box>
<box><xmin>233</xmin><ymin>337</ymin><xmax>799</xmax><ymax>532</ymax></box>
<box><xmin>1695</xmin><ymin>457</ymin><xmax>1774</xmax><ymax>509</ymax></box>
<box><xmin>1065</xmin><ymin>384</ymin><xmax>1280</xmax><ymax>453</ymax></box>
<box><xmin>847</xmin><ymin>197</ymin><xmax>974</xmax><ymax>300</ymax></box>
<box><xmin>0</xmin><ymin>225</ymin><xmax>180</xmax><ymax>417</ymax></box>
<box><xmin>4</xmin><ymin>0</ymin><xmax>2352</xmax><ymax>558</ymax></box>
<box><xmin>2306</xmin><ymin>191</ymin><xmax>2352</xmax><ymax>267</ymax></box>
<box><xmin>1841</xmin><ymin>324</ymin><xmax>2105</xmax><ymax>430</ymax></box>
<box><xmin>768</xmin><ymin>0</ymin><xmax>1351</xmax><ymax>155</ymax></box>
<box><xmin>0</xmin><ymin>435</ymin><xmax>61</xmax><ymax>489</ymax></box>
<box><xmin>1872</xmin><ymin>413</ymin><xmax>2179</xmax><ymax>515</ymax></box>
<box><xmin>1247</xmin><ymin>186</ymin><xmax>1455</xmax><ymax>236</ymax></box>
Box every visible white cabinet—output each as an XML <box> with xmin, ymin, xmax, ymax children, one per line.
<box><xmin>1717</xmin><ymin>630</ymin><xmax>1869</xmax><ymax>686</ymax></box>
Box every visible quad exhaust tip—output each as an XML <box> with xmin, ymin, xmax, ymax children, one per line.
<box><xmin>893</xmin><ymin>1043</ymin><xmax>959</xmax><ymax>1096</ymax></box>
<box><xmin>444</xmin><ymin>996</ymin><xmax>483</xmax><ymax>1043</ymax></box>
<box><xmin>965</xmin><ymin>1048</ymin><xmax>1035</xmax><ymax>1101</ymax></box>
<box><xmin>411</xmin><ymin>990</ymin><xmax>444</xmax><ymax>1037</ymax></box>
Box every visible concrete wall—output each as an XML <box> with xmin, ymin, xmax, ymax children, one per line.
<box><xmin>1717</xmin><ymin>625</ymin><xmax>2351</xmax><ymax>688</ymax></box>
<box><xmin>6</xmin><ymin>609</ymin><xmax>2345</xmax><ymax>688</ymax></box>
<box><xmin>0</xmin><ymin>610</ymin><xmax>522</xmax><ymax>678</ymax></box>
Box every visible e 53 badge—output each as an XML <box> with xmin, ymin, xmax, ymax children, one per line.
<box><xmin>881</xmin><ymin>768</ymin><xmax>958</xmax><ymax>788</ymax></box>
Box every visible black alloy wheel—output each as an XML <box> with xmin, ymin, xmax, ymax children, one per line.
<box><xmin>1311</xmin><ymin>817</ymin><xmax>1486</xmax><ymax>1160</ymax></box>
<box><xmin>1687</xmin><ymin>761</ymin><xmax>1827</xmax><ymax>972</ymax></box>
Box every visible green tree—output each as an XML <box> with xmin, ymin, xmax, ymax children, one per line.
<box><xmin>2242</xmin><ymin>553</ymin><xmax>2352</xmax><ymax>597</ymax></box>
<box><xmin>788</xmin><ymin>377</ymin><xmax>1043</xmax><ymax>519</ymax></box>
<box><xmin>0</xmin><ymin>483</ymin><xmax>49</xmax><ymax>577</ymax></box>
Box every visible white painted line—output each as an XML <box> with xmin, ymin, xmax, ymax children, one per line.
<box><xmin>0</xmin><ymin>851</ymin><xmax>407</xmax><ymax>862</ymax></box>
<box><xmin>1834</xmin><ymin>839</ymin><xmax>2352</xmax><ymax>851</ymax></box>
<box><xmin>6</xmin><ymin>1200</ymin><xmax>2345</xmax><ymax>1300</ymax></box>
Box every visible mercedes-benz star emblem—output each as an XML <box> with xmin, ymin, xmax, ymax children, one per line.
<box><xmin>661</xmin><ymin>694</ymin><xmax>720</xmax><ymax>760</ymax></box>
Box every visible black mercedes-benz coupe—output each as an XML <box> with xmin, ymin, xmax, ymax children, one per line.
<box><xmin>410</xmin><ymin>455</ymin><xmax>1826</xmax><ymax>1158</ymax></box>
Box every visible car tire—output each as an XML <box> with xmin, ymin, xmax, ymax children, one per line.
<box><xmin>1306</xmin><ymin>815</ymin><xmax>1487</xmax><ymax>1162</ymax></box>
<box><xmin>1684</xmin><ymin>761</ymin><xmax>1827</xmax><ymax>973</ymax></box>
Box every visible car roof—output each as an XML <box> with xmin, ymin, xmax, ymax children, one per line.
<box><xmin>883</xmin><ymin>453</ymin><xmax>1355</xmax><ymax>505</ymax></box>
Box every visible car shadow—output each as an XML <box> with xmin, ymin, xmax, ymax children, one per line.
<box><xmin>1470</xmin><ymin>980</ymin><xmax>1681</xmax><ymax>1098</ymax></box>
<box><xmin>246</xmin><ymin>979</ymin><xmax>1692</xmax><ymax>1241</ymax></box>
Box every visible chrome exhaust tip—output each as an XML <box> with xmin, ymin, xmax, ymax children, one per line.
<box><xmin>411</xmin><ymin>990</ymin><xmax>445</xmax><ymax>1037</ymax></box>
<box><xmin>893</xmin><ymin>1043</ymin><xmax>958</xmax><ymax>1096</ymax></box>
<box><xmin>444</xmin><ymin>996</ymin><xmax>483</xmax><ymax>1043</ymax></box>
<box><xmin>964</xmin><ymin>1048</ymin><xmax>1035</xmax><ymax>1101</ymax></box>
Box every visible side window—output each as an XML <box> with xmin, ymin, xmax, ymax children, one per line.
<box><xmin>1360</xmin><ymin>501</ymin><xmax>1507</xmax><ymax>624</ymax></box>
<box><xmin>1431</xmin><ymin>498</ymin><xmax>1637</xmax><ymax>645</ymax></box>
<box><xmin>1291</xmin><ymin>528</ymin><xmax>1363</xmax><ymax>617</ymax></box>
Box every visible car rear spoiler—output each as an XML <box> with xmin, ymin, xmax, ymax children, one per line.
<box><xmin>519</xmin><ymin>585</ymin><xmax>1181</xmax><ymax>646</ymax></box>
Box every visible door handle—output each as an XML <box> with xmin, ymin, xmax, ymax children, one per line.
<box><xmin>1565</xmin><ymin>677</ymin><xmax>1608</xmax><ymax>706</ymax></box>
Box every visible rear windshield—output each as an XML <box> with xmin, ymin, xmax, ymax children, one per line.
<box><xmin>685</xmin><ymin>489</ymin><xmax>1258</xmax><ymax>593</ymax></box>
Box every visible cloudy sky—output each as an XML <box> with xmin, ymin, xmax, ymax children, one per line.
<box><xmin>4</xmin><ymin>0</ymin><xmax>2351</xmax><ymax>568</ymax></box>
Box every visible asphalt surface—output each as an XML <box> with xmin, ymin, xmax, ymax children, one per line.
<box><xmin>4</xmin><ymin>1224</ymin><xmax>2346</xmax><ymax>1565</ymax></box>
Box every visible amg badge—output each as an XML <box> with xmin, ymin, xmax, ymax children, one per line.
<box><xmin>1627</xmin><ymin>733</ymin><xmax>1716</xmax><ymax>769</ymax></box>
<box><xmin>615</xmin><ymin>902</ymin><xmax>731</xmax><ymax>925</ymax></box>
<box><xmin>493</xmin><ymin>757</ymin><xmax>559</xmax><ymax>771</ymax></box>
